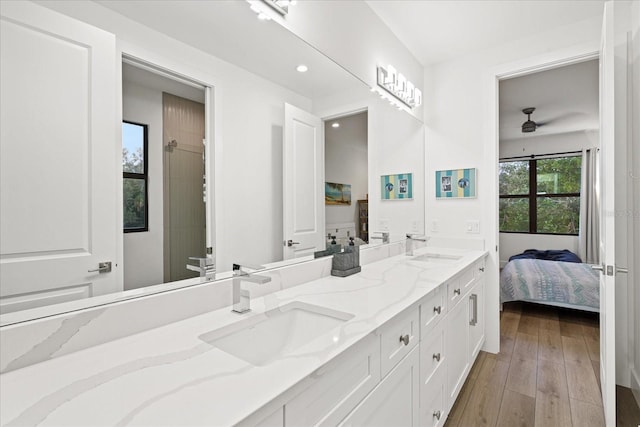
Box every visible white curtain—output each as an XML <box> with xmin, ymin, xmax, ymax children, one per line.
<box><xmin>579</xmin><ymin>148</ymin><xmax>599</xmax><ymax>264</ymax></box>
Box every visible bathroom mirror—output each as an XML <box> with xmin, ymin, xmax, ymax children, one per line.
<box><xmin>0</xmin><ymin>0</ymin><xmax>424</xmax><ymax>324</ymax></box>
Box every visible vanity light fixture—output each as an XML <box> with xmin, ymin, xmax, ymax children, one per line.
<box><xmin>248</xmin><ymin>0</ymin><xmax>296</xmax><ymax>19</ymax></box>
<box><xmin>296</xmin><ymin>64</ymin><xmax>308</xmax><ymax>73</ymax></box>
<box><xmin>331</xmin><ymin>122</ymin><xmax>340</xmax><ymax>128</ymax></box>
<box><xmin>375</xmin><ymin>64</ymin><xmax>422</xmax><ymax>110</ymax></box>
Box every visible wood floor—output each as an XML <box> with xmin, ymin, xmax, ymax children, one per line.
<box><xmin>445</xmin><ymin>301</ymin><xmax>640</xmax><ymax>427</ymax></box>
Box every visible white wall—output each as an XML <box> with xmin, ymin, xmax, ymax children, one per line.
<box><xmin>325</xmin><ymin>112</ymin><xmax>368</xmax><ymax>230</ymax></box>
<box><xmin>498</xmin><ymin>130</ymin><xmax>599</xmax><ymax>265</ymax></box>
<box><xmin>121</xmin><ymin>80</ymin><xmax>164</xmax><ymax>289</ymax></box>
<box><xmin>423</xmin><ymin>15</ymin><xmax>603</xmax><ymax>354</ymax></box>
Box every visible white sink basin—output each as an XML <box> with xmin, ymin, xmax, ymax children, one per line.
<box><xmin>199</xmin><ymin>302</ymin><xmax>354</xmax><ymax>366</ymax></box>
<box><xmin>411</xmin><ymin>253</ymin><xmax>462</xmax><ymax>263</ymax></box>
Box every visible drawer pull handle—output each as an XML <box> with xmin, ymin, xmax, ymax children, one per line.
<box><xmin>433</xmin><ymin>410</ymin><xmax>442</xmax><ymax>420</ymax></box>
<box><xmin>479</xmin><ymin>267</ymin><xmax>485</xmax><ymax>272</ymax></box>
<box><xmin>399</xmin><ymin>334</ymin><xmax>410</xmax><ymax>346</ymax></box>
<box><xmin>433</xmin><ymin>352</ymin><xmax>441</xmax><ymax>362</ymax></box>
<box><xmin>454</xmin><ymin>288</ymin><xmax>461</xmax><ymax>296</ymax></box>
<box><xmin>433</xmin><ymin>305</ymin><xmax>442</xmax><ymax>314</ymax></box>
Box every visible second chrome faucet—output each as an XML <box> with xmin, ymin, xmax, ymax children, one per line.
<box><xmin>231</xmin><ymin>263</ymin><xmax>272</xmax><ymax>313</ymax></box>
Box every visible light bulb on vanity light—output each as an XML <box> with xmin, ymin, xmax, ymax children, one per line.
<box><xmin>331</xmin><ymin>122</ymin><xmax>340</xmax><ymax>128</ymax></box>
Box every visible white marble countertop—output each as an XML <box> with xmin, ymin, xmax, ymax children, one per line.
<box><xmin>0</xmin><ymin>247</ymin><xmax>486</xmax><ymax>426</ymax></box>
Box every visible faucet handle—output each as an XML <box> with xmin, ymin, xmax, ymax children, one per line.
<box><xmin>189</xmin><ymin>256</ymin><xmax>215</xmax><ymax>267</ymax></box>
<box><xmin>233</xmin><ymin>263</ymin><xmax>266</xmax><ymax>273</ymax></box>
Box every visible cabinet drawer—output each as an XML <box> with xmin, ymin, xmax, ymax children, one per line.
<box><xmin>458</xmin><ymin>266</ymin><xmax>475</xmax><ymax>292</ymax></box>
<box><xmin>447</xmin><ymin>278</ymin><xmax>463</xmax><ymax>305</ymax></box>
<box><xmin>285</xmin><ymin>334</ymin><xmax>380</xmax><ymax>426</ymax></box>
<box><xmin>420</xmin><ymin>366</ymin><xmax>447</xmax><ymax>427</ymax></box>
<box><xmin>420</xmin><ymin>321</ymin><xmax>445</xmax><ymax>385</ymax></box>
<box><xmin>475</xmin><ymin>258</ymin><xmax>486</xmax><ymax>279</ymax></box>
<box><xmin>379</xmin><ymin>305</ymin><xmax>419</xmax><ymax>378</ymax></box>
<box><xmin>420</xmin><ymin>286</ymin><xmax>446</xmax><ymax>338</ymax></box>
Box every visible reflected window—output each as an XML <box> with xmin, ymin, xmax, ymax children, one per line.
<box><xmin>122</xmin><ymin>121</ymin><xmax>148</xmax><ymax>232</ymax></box>
<box><xmin>499</xmin><ymin>156</ymin><xmax>581</xmax><ymax>235</ymax></box>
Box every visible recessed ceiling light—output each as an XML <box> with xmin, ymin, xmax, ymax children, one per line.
<box><xmin>296</xmin><ymin>64</ymin><xmax>308</xmax><ymax>73</ymax></box>
<box><xmin>332</xmin><ymin>122</ymin><xmax>340</xmax><ymax>128</ymax></box>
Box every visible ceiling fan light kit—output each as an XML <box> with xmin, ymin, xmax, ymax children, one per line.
<box><xmin>522</xmin><ymin>107</ymin><xmax>537</xmax><ymax>133</ymax></box>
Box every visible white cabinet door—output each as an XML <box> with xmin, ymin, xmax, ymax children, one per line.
<box><xmin>283</xmin><ymin>103</ymin><xmax>324</xmax><ymax>260</ymax></box>
<box><xmin>339</xmin><ymin>347</ymin><xmax>419</xmax><ymax>427</ymax></box>
<box><xmin>468</xmin><ymin>279</ymin><xmax>485</xmax><ymax>361</ymax></box>
<box><xmin>445</xmin><ymin>293</ymin><xmax>469</xmax><ymax>406</ymax></box>
<box><xmin>0</xmin><ymin>1</ymin><xmax>119</xmax><ymax>313</ymax></box>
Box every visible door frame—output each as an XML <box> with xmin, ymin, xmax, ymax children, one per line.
<box><xmin>118</xmin><ymin>49</ymin><xmax>215</xmax><ymax>285</ymax></box>
<box><xmin>483</xmin><ymin>41</ymin><xmax>600</xmax><ymax>356</ymax></box>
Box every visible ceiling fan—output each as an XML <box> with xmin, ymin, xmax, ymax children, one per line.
<box><xmin>521</xmin><ymin>107</ymin><xmax>544</xmax><ymax>133</ymax></box>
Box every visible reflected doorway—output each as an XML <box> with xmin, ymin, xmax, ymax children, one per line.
<box><xmin>324</xmin><ymin>111</ymin><xmax>368</xmax><ymax>245</ymax></box>
<box><xmin>122</xmin><ymin>62</ymin><xmax>207</xmax><ymax>290</ymax></box>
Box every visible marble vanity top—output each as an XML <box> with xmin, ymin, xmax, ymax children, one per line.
<box><xmin>0</xmin><ymin>247</ymin><xmax>486</xmax><ymax>426</ymax></box>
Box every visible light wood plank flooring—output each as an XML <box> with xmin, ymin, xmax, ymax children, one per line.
<box><xmin>445</xmin><ymin>301</ymin><xmax>640</xmax><ymax>427</ymax></box>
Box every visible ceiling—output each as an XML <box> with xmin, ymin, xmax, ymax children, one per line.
<box><xmin>366</xmin><ymin>0</ymin><xmax>606</xmax><ymax>66</ymax></box>
<box><xmin>499</xmin><ymin>59</ymin><xmax>599</xmax><ymax>141</ymax></box>
<box><xmin>95</xmin><ymin>0</ymin><xmax>365</xmax><ymax>100</ymax></box>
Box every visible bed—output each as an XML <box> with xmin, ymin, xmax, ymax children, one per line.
<box><xmin>500</xmin><ymin>249</ymin><xmax>600</xmax><ymax>312</ymax></box>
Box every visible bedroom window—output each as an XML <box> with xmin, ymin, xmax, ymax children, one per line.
<box><xmin>499</xmin><ymin>156</ymin><xmax>581</xmax><ymax>235</ymax></box>
<box><xmin>122</xmin><ymin>121</ymin><xmax>149</xmax><ymax>232</ymax></box>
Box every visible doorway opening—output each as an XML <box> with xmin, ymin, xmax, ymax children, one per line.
<box><xmin>324</xmin><ymin>110</ymin><xmax>368</xmax><ymax>246</ymax></box>
<box><xmin>122</xmin><ymin>60</ymin><xmax>208</xmax><ymax>289</ymax></box>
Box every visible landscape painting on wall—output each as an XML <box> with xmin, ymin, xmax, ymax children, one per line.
<box><xmin>381</xmin><ymin>173</ymin><xmax>413</xmax><ymax>200</ymax></box>
<box><xmin>435</xmin><ymin>168</ymin><xmax>477</xmax><ymax>198</ymax></box>
<box><xmin>325</xmin><ymin>182</ymin><xmax>352</xmax><ymax>205</ymax></box>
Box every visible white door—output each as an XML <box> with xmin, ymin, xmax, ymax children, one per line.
<box><xmin>283</xmin><ymin>103</ymin><xmax>325</xmax><ymax>259</ymax></box>
<box><xmin>598</xmin><ymin>1</ymin><xmax>633</xmax><ymax>423</ymax></box>
<box><xmin>0</xmin><ymin>2</ymin><xmax>119</xmax><ymax>314</ymax></box>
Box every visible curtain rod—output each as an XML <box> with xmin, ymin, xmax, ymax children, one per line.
<box><xmin>499</xmin><ymin>150</ymin><xmax>583</xmax><ymax>161</ymax></box>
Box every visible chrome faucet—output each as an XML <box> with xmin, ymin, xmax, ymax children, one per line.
<box><xmin>232</xmin><ymin>263</ymin><xmax>272</xmax><ymax>313</ymax></box>
<box><xmin>370</xmin><ymin>231</ymin><xmax>390</xmax><ymax>244</ymax></box>
<box><xmin>406</xmin><ymin>234</ymin><xmax>430</xmax><ymax>256</ymax></box>
<box><xmin>187</xmin><ymin>256</ymin><xmax>216</xmax><ymax>282</ymax></box>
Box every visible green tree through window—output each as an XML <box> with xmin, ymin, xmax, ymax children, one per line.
<box><xmin>499</xmin><ymin>156</ymin><xmax>581</xmax><ymax>235</ymax></box>
<box><xmin>123</xmin><ymin>121</ymin><xmax>148</xmax><ymax>232</ymax></box>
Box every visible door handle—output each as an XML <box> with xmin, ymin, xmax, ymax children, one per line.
<box><xmin>469</xmin><ymin>294</ymin><xmax>478</xmax><ymax>326</ymax></box>
<box><xmin>286</xmin><ymin>240</ymin><xmax>300</xmax><ymax>247</ymax></box>
<box><xmin>591</xmin><ymin>264</ymin><xmax>604</xmax><ymax>272</ymax></box>
<box><xmin>616</xmin><ymin>266</ymin><xmax>628</xmax><ymax>274</ymax></box>
<box><xmin>88</xmin><ymin>261</ymin><xmax>112</xmax><ymax>273</ymax></box>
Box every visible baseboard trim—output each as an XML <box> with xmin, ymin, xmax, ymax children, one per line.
<box><xmin>631</xmin><ymin>366</ymin><xmax>640</xmax><ymax>407</ymax></box>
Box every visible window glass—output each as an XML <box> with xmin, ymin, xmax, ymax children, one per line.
<box><xmin>536</xmin><ymin>157</ymin><xmax>582</xmax><ymax>194</ymax></box>
<box><xmin>123</xmin><ymin>178</ymin><xmax>146</xmax><ymax>230</ymax></box>
<box><xmin>537</xmin><ymin>196</ymin><xmax>580</xmax><ymax>234</ymax></box>
<box><xmin>499</xmin><ymin>198</ymin><xmax>529</xmax><ymax>233</ymax></box>
<box><xmin>123</xmin><ymin>122</ymin><xmax>145</xmax><ymax>174</ymax></box>
<box><xmin>499</xmin><ymin>161</ymin><xmax>529</xmax><ymax>195</ymax></box>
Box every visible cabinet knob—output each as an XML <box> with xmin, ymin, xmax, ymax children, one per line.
<box><xmin>399</xmin><ymin>334</ymin><xmax>410</xmax><ymax>346</ymax></box>
<box><xmin>433</xmin><ymin>305</ymin><xmax>442</xmax><ymax>315</ymax></box>
<box><xmin>433</xmin><ymin>410</ymin><xmax>442</xmax><ymax>420</ymax></box>
<box><xmin>479</xmin><ymin>267</ymin><xmax>485</xmax><ymax>272</ymax></box>
<box><xmin>433</xmin><ymin>352</ymin><xmax>441</xmax><ymax>362</ymax></box>
<box><xmin>454</xmin><ymin>288</ymin><xmax>461</xmax><ymax>296</ymax></box>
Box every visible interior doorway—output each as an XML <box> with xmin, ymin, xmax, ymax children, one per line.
<box><xmin>324</xmin><ymin>111</ymin><xmax>368</xmax><ymax>245</ymax></box>
<box><xmin>122</xmin><ymin>60</ymin><xmax>208</xmax><ymax>289</ymax></box>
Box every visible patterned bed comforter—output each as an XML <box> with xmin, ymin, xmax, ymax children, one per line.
<box><xmin>500</xmin><ymin>258</ymin><xmax>600</xmax><ymax>309</ymax></box>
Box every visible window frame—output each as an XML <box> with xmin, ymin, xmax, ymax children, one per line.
<box><xmin>499</xmin><ymin>156</ymin><xmax>581</xmax><ymax>236</ymax></box>
<box><xmin>122</xmin><ymin>120</ymin><xmax>149</xmax><ymax>233</ymax></box>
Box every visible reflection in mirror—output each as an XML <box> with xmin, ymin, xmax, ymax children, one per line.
<box><xmin>0</xmin><ymin>0</ymin><xmax>425</xmax><ymax>324</ymax></box>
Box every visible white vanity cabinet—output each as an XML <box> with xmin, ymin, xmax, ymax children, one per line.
<box><xmin>248</xmin><ymin>254</ymin><xmax>487</xmax><ymax>427</ymax></box>
<box><xmin>339</xmin><ymin>346</ymin><xmax>420</xmax><ymax>426</ymax></box>
<box><xmin>444</xmin><ymin>257</ymin><xmax>487</xmax><ymax>410</ymax></box>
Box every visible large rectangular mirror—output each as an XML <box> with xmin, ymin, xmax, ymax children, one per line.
<box><xmin>0</xmin><ymin>0</ymin><xmax>424</xmax><ymax>324</ymax></box>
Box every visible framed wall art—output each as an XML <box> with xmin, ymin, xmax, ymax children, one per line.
<box><xmin>435</xmin><ymin>168</ymin><xmax>476</xmax><ymax>198</ymax></box>
<box><xmin>325</xmin><ymin>182</ymin><xmax>352</xmax><ymax>205</ymax></box>
<box><xmin>381</xmin><ymin>173</ymin><xmax>412</xmax><ymax>200</ymax></box>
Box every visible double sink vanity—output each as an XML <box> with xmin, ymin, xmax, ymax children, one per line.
<box><xmin>0</xmin><ymin>245</ymin><xmax>487</xmax><ymax>426</ymax></box>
